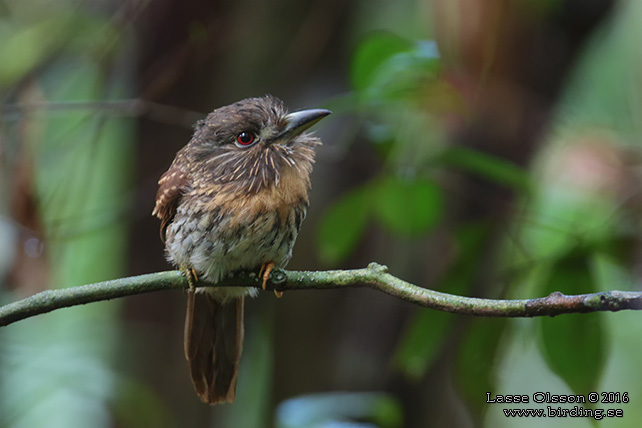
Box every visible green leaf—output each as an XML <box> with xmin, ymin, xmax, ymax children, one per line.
<box><xmin>0</xmin><ymin>21</ymin><xmax>52</xmax><ymax>87</ymax></box>
<box><xmin>447</xmin><ymin>222</ymin><xmax>492</xmax><ymax>296</ymax></box>
<box><xmin>373</xmin><ymin>175</ymin><xmax>443</xmax><ymax>237</ymax></box>
<box><xmin>351</xmin><ymin>34</ymin><xmax>441</xmax><ymax>105</ymax></box>
<box><xmin>317</xmin><ymin>187</ymin><xmax>370</xmax><ymax>264</ymax></box>
<box><xmin>456</xmin><ymin>319</ymin><xmax>508</xmax><ymax>419</ymax></box>
<box><xmin>440</xmin><ymin>146</ymin><xmax>531</xmax><ymax>192</ymax></box>
<box><xmin>538</xmin><ymin>251</ymin><xmax>607</xmax><ymax>395</ymax></box>
<box><xmin>350</xmin><ymin>32</ymin><xmax>412</xmax><ymax>93</ymax></box>
<box><xmin>394</xmin><ymin>310</ymin><xmax>454</xmax><ymax>379</ymax></box>
<box><xmin>394</xmin><ymin>223</ymin><xmax>490</xmax><ymax>379</ymax></box>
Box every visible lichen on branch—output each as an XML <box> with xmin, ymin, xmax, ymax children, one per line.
<box><xmin>2</xmin><ymin>263</ymin><xmax>642</xmax><ymax>327</ymax></box>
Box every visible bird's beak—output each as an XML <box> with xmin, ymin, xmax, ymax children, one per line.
<box><xmin>274</xmin><ymin>108</ymin><xmax>331</xmax><ymax>143</ymax></box>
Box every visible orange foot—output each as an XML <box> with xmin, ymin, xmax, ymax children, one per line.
<box><xmin>259</xmin><ymin>262</ymin><xmax>283</xmax><ymax>298</ymax></box>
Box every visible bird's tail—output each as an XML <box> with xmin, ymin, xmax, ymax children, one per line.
<box><xmin>184</xmin><ymin>289</ymin><xmax>244</xmax><ymax>404</ymax></box>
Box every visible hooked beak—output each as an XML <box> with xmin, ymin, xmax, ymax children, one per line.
<box><xmin>274</xmin><ymin>108</ymin><xmax>331</xmax><ymax>143</ymax></box>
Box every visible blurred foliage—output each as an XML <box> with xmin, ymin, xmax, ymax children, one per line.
<box><xmin>318</xmin><ymin>2</ymin><xmax>642</xmax><ymax>427</ymax></box>
<box><xmin>373</xmin><ymin>174</ymin><xmax>442</xmax><ymax>237</ymax></box>
<box><xmin>456</xmin><ymin>318</ymin><xmax>508</xmax><ymax>420</ymax></box>
<box><xmin>318</xmin><ymin>33</ymin><xmax>447</xmax><ymax>265</ymax></box>
<box><xmin>439</xmin><ymin>147</ymin><xmax>532</xmax><ymax>193</ymax></box>
<box><xmin>2</xmin><ymin>0</ymin><xmax>642</xmax><ymax>427</ymax></box>
<box><xmin>275</xmin><ymin>392</ymin><xmax>403</xmax><ymax>428</ymax></box>
<box><xmin>349</xmin><ymin>33</ymin><xmax>440</xmax><ymax>104</ymax></box>
<box><xmin>394</xmin><ymin>309</ymin><xmax>454</xmax><ymax>380</ymax></box>
<box><xmin>0</xmin><ymin>1</ymin><xmax>133</xmax><ymax>428</ymax></box>
<box><xmin>0</xmin><ymin>0</ymin><xmax>121</xmax><ymax>88</ymax></box>
<box><xmin>1</xmin><ymin>58</ymin><xmax>134</xmax><ymax>428</ymax></box>
<box><xmin>112</xmin><ymin>377</ymin><xmax>174</xmax><ymax>428</ymax></box>
<box><xmin>318</xmin><ymin>173</ymin><xmax>442</xmax><ymax>264</ymax></box>
<box><xmin>538</xmin><ymin>249</ymin><xmax>606</xmax><ymax>396</ymax></box>
<box><xmin>318</xmin><ymin>185</ymin><xmax>370</xmax><ymax>264</ymax></box>
<box><xmin>394</xmin><ymin>222</ymin><xmax>489</xmax><ymax>379</ymax></box>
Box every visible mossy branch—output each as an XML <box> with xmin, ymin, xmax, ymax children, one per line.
<box><xmin>2</xmin><ymin>262</ymin><xmax>642</xmax><ymax>327</ymax></box>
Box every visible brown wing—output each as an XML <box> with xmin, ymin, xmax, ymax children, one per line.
<box><xmin>152</xmin><ymin>165</ymin><xmax>189</xmax><ymax>242</ymax></box>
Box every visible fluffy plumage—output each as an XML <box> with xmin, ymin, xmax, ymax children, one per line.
<box><xmin>153</xmin><ymin>95</ymin><xmax>328</xmax><ymax>403</ymax></box>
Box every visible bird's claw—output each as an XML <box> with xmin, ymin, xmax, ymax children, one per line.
<box><xmin>259</xmin><ymin>262</ymin><xmax>283</xmax><ymax>297</ymax></box>
<box><xmin>259</xmin><ymin>262</ymin><xmax>274</xmax><ymax>290</ymax></box>
<box><xmin>182</xmin><ymin>267</ymin><xmax>198</xmax><ymax>290</ymax></box>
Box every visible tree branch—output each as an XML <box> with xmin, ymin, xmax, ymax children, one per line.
<box><xmin>2</xmin><ymin>263</ymin><xmax>642</xmax><ymax>327</ymax></box>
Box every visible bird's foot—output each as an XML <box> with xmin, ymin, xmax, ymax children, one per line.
<box><xmin>259</xmin><ymin>262</ymin><xmax>283</xmax><ymax>297</ymax></box>
<box><xmin>182</xmin><ymin>267</ymin><xmax>198</xmax><ymax>290</ymax></box>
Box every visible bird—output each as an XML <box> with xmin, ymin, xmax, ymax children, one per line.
<box><xmin>152</xmin><ymin>95</ymin><xmax>330</xmax><ymax>404</ymax></box>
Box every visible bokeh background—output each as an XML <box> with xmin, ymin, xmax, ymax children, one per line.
<box><xmin>2</xmin><ymin>0</ymin><xmax>642</xmax><ymax>427</ymax></box>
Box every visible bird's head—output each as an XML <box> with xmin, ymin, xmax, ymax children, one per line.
<box><xmin>187</xmin><ymin>95</ymin><xmax>330</xmax><ymax>194</ymax></box>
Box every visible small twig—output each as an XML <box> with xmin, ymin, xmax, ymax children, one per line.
<box><xmin>2</xmin><ymin>263</ymin><xmax>642</xmax><ymax>327</ymax></box>
<box><xmin>1</xmin><ymin>99</ymin><xmax>203</xmax><ymax>128</ymax></box>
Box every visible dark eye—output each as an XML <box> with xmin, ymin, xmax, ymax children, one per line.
<box><xmin>236</xmin><ymin>132</ymin><xmax>255</xmax><ymax>146</ymax></box>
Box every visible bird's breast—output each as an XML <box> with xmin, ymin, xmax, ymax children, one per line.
<box><xmin>165</xmin><ymin>165</ymin><xmax>310</xmax><ymax>283</ymax></box>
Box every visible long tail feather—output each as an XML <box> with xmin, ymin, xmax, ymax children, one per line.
<box><xmin>184</xmin><ymin>289</ymin><xmax>244</xmax><ymax>404</ymax></box>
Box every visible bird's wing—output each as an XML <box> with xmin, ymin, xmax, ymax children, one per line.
<box><xmin>152</xmin><ymin>163</ymin><xmax>189</xmax><ymax>242</ymax></box>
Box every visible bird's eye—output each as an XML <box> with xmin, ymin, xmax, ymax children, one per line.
<box><xmin>236</xmin><ymin>132</ymin><xmax>255</xmax><ymax>147</ymax></box>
